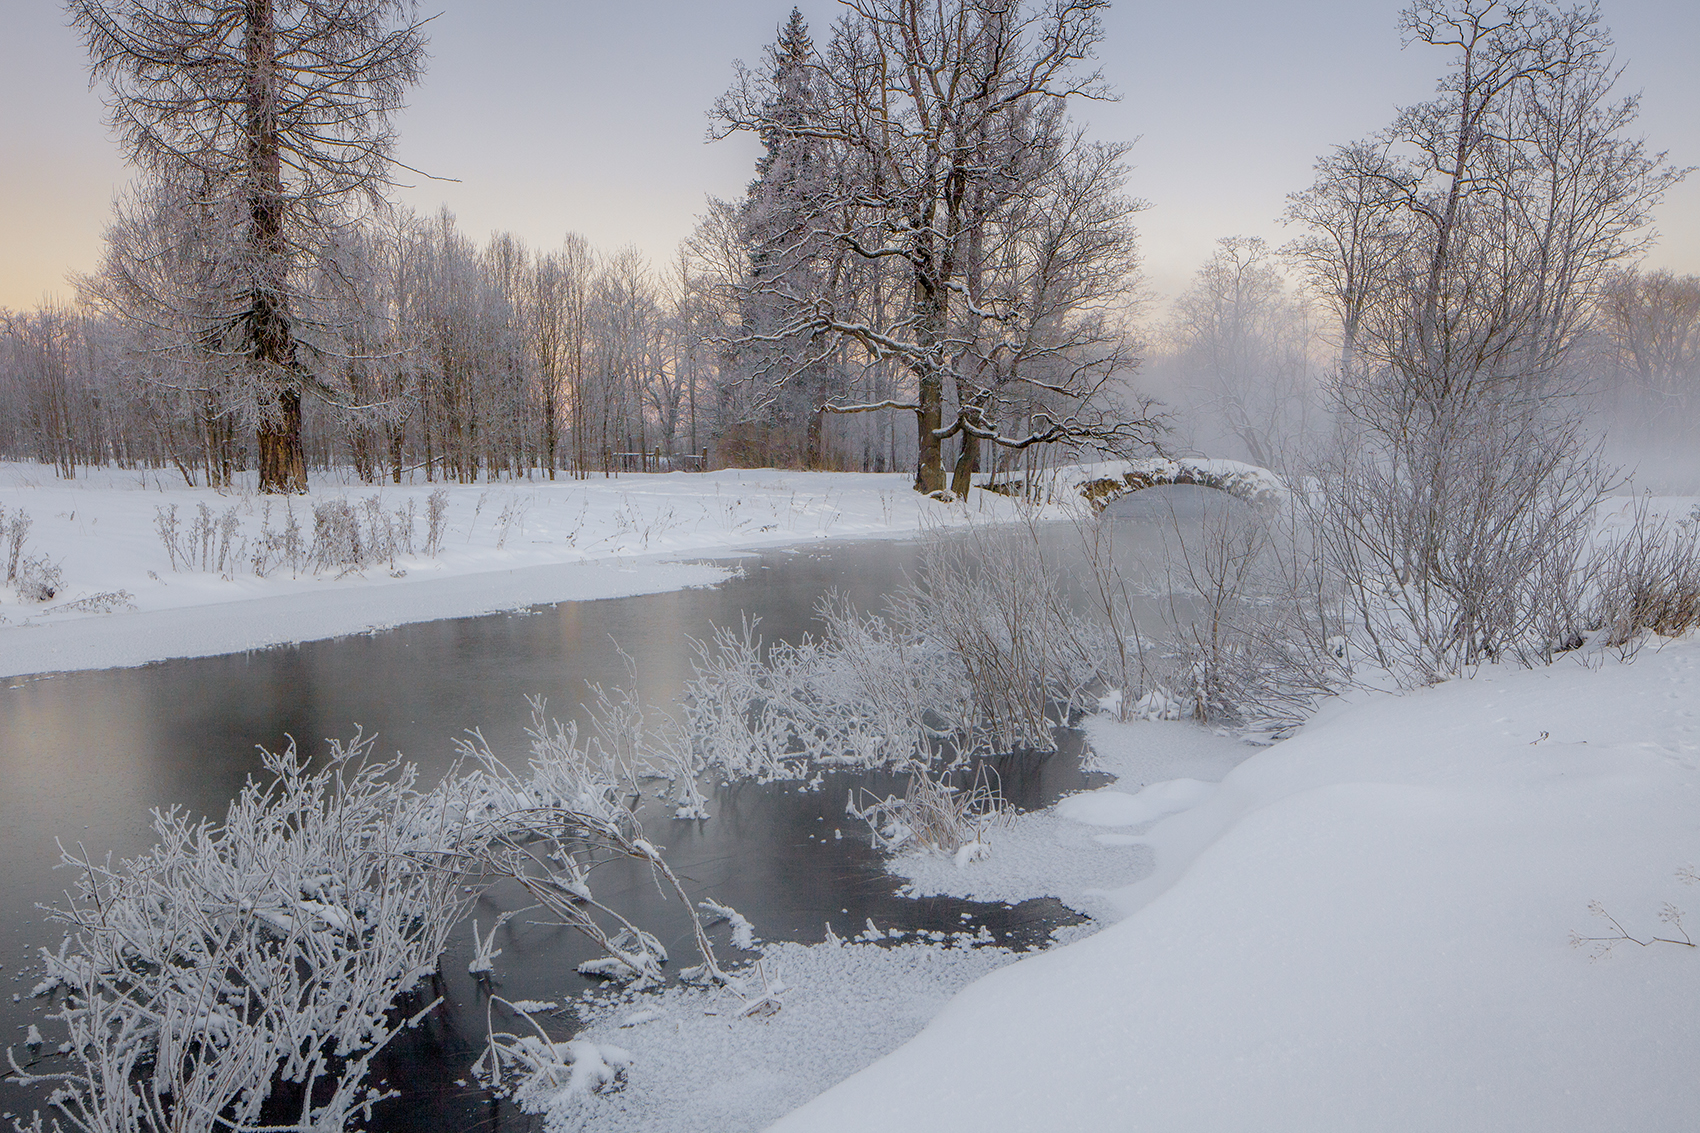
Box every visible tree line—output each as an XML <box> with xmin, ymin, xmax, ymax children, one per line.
<box><xmin>1</xmin><ymin>0</ymin><xmax>1693</xmax><ymax>501</ymax></box>
<box><xmin>0</xmin><ymin>0</ymin><xmax>1158</xmax><ymax>493</ymax></box>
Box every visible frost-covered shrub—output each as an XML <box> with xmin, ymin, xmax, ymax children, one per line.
<box><xmin>1591</xmin><ymin>499</ymin><xmax>1700</xmax><ymax>647</ymax></box>
<box><xmin>250</xmin><ymin>499</ymin><xmax>306</xmax><ymax>577</ymax></box>
<box><xmin>9</xmin><ymin>701</ymin><xmax>752</xmax><ymax>1133</ymax></box>
<box><xmin>11</xmin><ymin>735</ymin><xmax>466</xmax><ymax>1133</ymax></box>
<box><xmin>310</xmin><ymin>496</ymin><xmax>365</xmax><ymax>571</ymax></box>
<box><xmin>680</xmin><ymin>523</ymin><xmax>1106</xmax><ymax>788</ymax></box>
<box><xmin>43</xmin><ymin>589</ymin><xmax>135</xmax><ymax>615</ymax></box>
<box><xmin>154</xmin><ymin>502</ymin><xmax>244</xmax><ymax>575</ymax></box>
<box><xmin>13</xmin><ymin>553</ymin><xmax>62</xmax><ymax>602</ymax></box>
<box><xmin>848</xmin><ymin>763</ymin><xmax>1006</xmax><ymax>855</ymax></box>
<box><xmin>3</xmin><ymin>505</ymin><xmax>33</xmax><ymax>583</ymax></box>
<box><xmin>474</xmin><ymin>998</ymin><xmax>633</xmax><ymax>1107</ymax></box>
<box><xmin>1139</xmin><ymin>496</ymin><xmax>1347</xmax><ymax>729</ymax></box>
<box><xmin>445</xmin><ymin>701</ymin><xmax>736</xmax><ymax>990</ymax></box>
<box><xmin>1</xmin><ymin>507</ymin><xmax>61</xmax><ymax>602</ymax></box>
<box><xmin>425</xmin><ymin>488</ymin><xmax>449</xmax><ymax>556</ymax></box>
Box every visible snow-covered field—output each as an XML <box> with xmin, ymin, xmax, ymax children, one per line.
<box><xmin>0</xmin><ymin>463</ymin><xmax>1061</xmax><ymax>678</ymax></box>
<box><xmin>768</xmin><ymin>640</ymin><xmax>1700</xmax><ymax>1133</ymax></box>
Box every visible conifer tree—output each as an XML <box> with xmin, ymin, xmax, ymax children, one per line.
<box><xmin>69</xmin><ymin>0</ymin><xmax>430</xmax><ymax>492</ymax></box>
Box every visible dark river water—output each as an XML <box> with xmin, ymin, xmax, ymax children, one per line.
<box><xmin>0</xmin><ymin>531</ymin><xmax>1141</xmax><ymax>1131</ymax></box>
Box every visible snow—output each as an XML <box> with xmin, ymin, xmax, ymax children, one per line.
<box><xmin>887</xmin><ymin>722</ymin><xmax>1246</xmax><ymax>916</ymax></box>
<box><xmin>1052</xmin><ymin>777</ymin><xmax>1214</xmax><ymax>826</ymax></box>
<box><xmin>532</xmin><ymin>937</ymin><xmax>1023</xmax><ymax>1133</ymax></box>
<box><xmin>0</xmin><ymin>463</ymin><xmax>1069</xmax><ymax>678</ymax></box>
<box><xmin>770</xmin><ymin>640</ymin><xmax>1700</xmax><ymax>1133</ymax></box>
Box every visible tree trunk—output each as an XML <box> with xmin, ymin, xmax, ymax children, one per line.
<box><xmin>914</xmin><ymin>383</ymin><xmax>944</xmax><ymax>493</ymax></box>
<box><xmin>246</xmin><ymin>0</ymin><xmax>306</xmax><ymax>495</ymax></box>
<box><xmin>257</xmin><ymin>387</ymin><xmax>306</xmax><ymax>493</ymax></box>
<box><xmin>949</xmin><ymin>429</ymin><xmax>978</xmax><ymax>499</ymax></box>
<box><xmin>805</xmin><ymin>409</ymin><xmax>824</xmax><ymax>470</ymax></box>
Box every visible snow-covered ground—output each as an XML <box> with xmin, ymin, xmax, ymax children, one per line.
<box><xmin>0</xmin><ymin>463</ymin><xmax>1062</xmax><ymax>678</ymax></box>
<box><xmin>768</xmin><ymin>640</ymin><xmax>1700</xmax><ymax>1133</ymax></box>
<box><xmin>8</xmin><ymin>458</ymin><xmax>1697</xmax><ymax>1131</ymax></box>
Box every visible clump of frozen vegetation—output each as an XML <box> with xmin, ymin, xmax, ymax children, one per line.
<box><xmin>8</xmin><ymin>734</ymin><xmax>465</xmax><ymax>1133</ymax></box>
<box><xmin>1589</xmin><ymin>497</ymin><xmax>1700</xmax><ymax>651</ymax></box>
<box><xmin>473</xmin><ymin>997</ymin><xmax>634</xmax><ymax>1107</ymax></box>
<box><xmin>1</xmin><ymin>505</ymin><xmax>62</xmax><ymax>603</ymax></box>
<box><xmin>681</xmin><ymin>521</ymin><xmax>1104</xmax><ymax>779</ymax></box>
<box><xmin>7</xmin><ymin>699</ymin><xmax>753</xmax><ymax>1133</ymax></box>
<box><xmin>152</xmin><ymin>487</ymin><xmax>450</xmax><ymax>579</ymax></box>
<box><xmin>446</xmin><ymin>705</ymin><xmax>736</xmax><ymax>990</ymax></box>
<box><xmin>669</xmin><ymin>512</ymin><xmax>1347</xmax><ymax>849</ymax></box>
<box><xmin>847</xmin><ymin>763</ymin><xmax>1005</xmax><ymax>856</ymax></box>
<box><xmin>1118</xmin><ymin>495</ymin><xmax>1351</xmax><ymax>731</ymax></box>
<box><xmin>670</xmin><ymin>520</ymin><xmax>1113</xmax><ymax>852</ymax></box>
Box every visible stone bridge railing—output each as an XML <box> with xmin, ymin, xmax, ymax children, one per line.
<box><xmin>980</xmin><ymin>457</ymin><xmax>1285</xmax><ymax>510</ymax></box>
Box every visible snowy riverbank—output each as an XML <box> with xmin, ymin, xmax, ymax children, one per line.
<box><xmin>768</xmin><ymin>639</ymin><xmax>1700</xmax><ymax>1133</ymax></box>
<box><xmin>0</xmin><ymin>463</ymin><xmax>1062</xmax><ymax>678</ymax></box>
<box><xmin>466</xmin><ymin>637</ymin><xmax>1700</xmax><ymax>1132</ymax></box>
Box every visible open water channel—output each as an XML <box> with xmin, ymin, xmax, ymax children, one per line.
<box><xmin>0</xmin><ymin>530</ymin><xmax>1132</xmax><ymax>1130</ymax></box>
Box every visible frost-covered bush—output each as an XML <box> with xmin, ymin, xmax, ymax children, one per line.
<box><xmin>1591</xmin><ymin>499</ymin><xmax>1700</xmax><ymax>648</ymax></box>
<box><xmin>12</xmin><ymin>553</ymin><xmax>62</xmax><ymax>603</ymax></box>
<box><xmin>310</xmin><ymin>497</ymin><xmax>364</xmax><ymax>571</ymax></box>
<box><xmin>156</xmin><ymin>492</ymin><xmax>438</xmax><ymax>580</ymax></box>
<box><xmin>473</xmin><ymin>998</ymin><xmax>632</xmax><ymax>1106</ymax></box>
<box><xmin>1</xmin><ymin>507</ymin><xmax>62</xmax><ymax>602</ymax></box>
<box><xmin>250</xmin><ymin>499</ymin><xmax>306</xmax><ymax>577</ymax></box>
<box><xmin>1312</xmin><ymin>396</ymin><xmax>1605</xmax><ymax>683</ymax></box>
<box><xmin>446</xmin><ymin>701</ymin><xmax>735</xmax><ymax>990</ymax></box>
<box><xmin>425</xmin><ymin>488</ymin><xmax>449</xmax><ymax>556</ymax></box>
<box><xmin>10</xmin><ymin>735</ymin><xmax>466</xmax><ymax>1133</ymax></box>
<box><xmin>848</xmin><ymin>763</ymin><xmax>1006</xmax><ymax>856</ymax></box>
<box><xmin>1136</xmin><ymin>495</ymin><xmax>1348</xmax><ymax>729</ymax></box>
<box><xmin>3</xmin><ymin>504</ymin><xmax>33</xmax><ymax>583</ymax></box>
<box><xmin>680</xmin><ymin>523</ymin><xmax>1106</xmax><ymax>788</ymax></box>
<box><xmin>154</xmin><ymin>502</ymin><xmax>245</xmax><ymax>575</ymax></box>
<box><xmin>7</xmin><ymin>693</ymin><xmax>756</xmax><ymax>1133</ymax></box>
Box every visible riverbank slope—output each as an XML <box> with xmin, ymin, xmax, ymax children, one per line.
<box><xmin>771</xmin><ymin>638</ymin><xmax>1700</xmax><ymax>1132</ymax></box>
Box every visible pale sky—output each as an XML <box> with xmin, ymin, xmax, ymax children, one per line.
<box><xmin>2</xmin><ymin>0</ymin><xmax>1696</xmax><ymax>313</ymax></box>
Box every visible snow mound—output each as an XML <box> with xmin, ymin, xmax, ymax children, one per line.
<box><xmin>1054</xmin><ymin>778</ymin><xmax>1215</xmax><ymax>827</ymax></box>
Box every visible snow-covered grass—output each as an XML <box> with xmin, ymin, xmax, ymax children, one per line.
<box><xmin>0</xmin><ymin>463</ymin><xmax>1069</xmax><ymax>678</ymax></box>
<box><xmin>767</xmin><ymin>638</ymin><xmax>1700</xmax><ymax>1133</ymax></box>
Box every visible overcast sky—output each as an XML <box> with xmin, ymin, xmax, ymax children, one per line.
<box><xmin>3</xmin><ymin>0</ymin><xmax>1696</xmax><ymax>313</ymax></box>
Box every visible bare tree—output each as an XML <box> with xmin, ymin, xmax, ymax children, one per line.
<box><xmin>1292</xmin><ymin>0</ymin><xmax>1685</xmax><ymax>680</ymax></box>
<box><xmin>1282</xmin><ymin>140</ymin><xmax>1414</xmax><ymax>380</ymax></box>
<box><xmin>69</xmin><ymin>0</ymin><xmax>430</xmax><ymax>492</ymax></box>
<box><xmin>714</xmin><ymin>0</ymin><xmax>1156</xmax><ymax>495</ymax></box>
<box><xmin>1165</xmin><ymin>236</ymin><xmax>1319</xmax><ymax>469</ymax></box>
<box><xmin>1596</xmin><ymin>268</ymin><xmax>1700</xmax><ymax>434</ymax></box>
